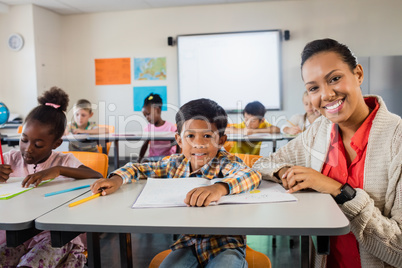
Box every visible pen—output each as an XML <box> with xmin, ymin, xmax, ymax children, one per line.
<box><xmin>44</xmin><ymin>185</ymin><xmax>91</xmax><ymax>197</ymax></box>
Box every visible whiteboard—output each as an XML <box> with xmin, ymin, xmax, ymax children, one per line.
<box><xmin>177</xmin><ymin>30</ymin><xmax>282</xmax><ymax>111</ymax></box>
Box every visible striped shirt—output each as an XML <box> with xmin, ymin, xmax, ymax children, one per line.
<box><xmin>111</xmin><ymin>149</ymin><xmax>261</xmax><ymax>265</ymax></box>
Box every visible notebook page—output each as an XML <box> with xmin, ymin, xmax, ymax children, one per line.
<box><xmin>217</xmin><ymin>180</ymin><xmax>297</xmax><ymax>204</ymax></box>
<box><xmin>132</xmin><ymin>177</ymin><xmax>212</xmax><ymax>208</ymax></box>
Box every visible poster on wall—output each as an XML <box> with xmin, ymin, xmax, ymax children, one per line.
<box><xmin>133</xmin><ymin>86</ymin><xmax>167</xmax><ymax>111</ymax></box>
<box><xmin>95</xmin><ymin>58</ymin><xmax>131</xmax><ymax>85</ymax></box>
<box><xmin>134</xmin><ymin>57</ymin><xmax>166</xmax><ymax>80</ymax></box>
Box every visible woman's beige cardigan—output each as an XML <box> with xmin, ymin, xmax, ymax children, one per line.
<box><xmin>253</xmin><ymin>96</ymin><xmax>402</xmax><ymax>268</ymax></box>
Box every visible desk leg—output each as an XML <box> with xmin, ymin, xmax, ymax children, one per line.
<box><xmin>272</xmin><ymin>140</ymin><xmax>277</xmax><ymax>153</ymax></box>
<box><xmin>114</xmin><ymin>140</ymin><xmax>119</xmax><ymax>169</ymax></box>
<box><xmin>300</xmin><ymin>236</ymin><xmax>310</xmax><ymax>268</ymax></box>
<box><xmin>6</xmin><ymin>228</ymin><xmax>42</xmax><ymax>247</ymax></box>
<box><xmin>119</xmin><ymin>233</ymin><xmax>133</xmax><ymax>268</ymax></box>
<box><xmin>87</xmin><ymin>232</ymin><xmax>101</xmax><ymax>268</ymax></box>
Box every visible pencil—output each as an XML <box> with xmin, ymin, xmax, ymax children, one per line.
<box><xmin>0</xmin><ymin>143</ymin><xmax>4</xmax><ymax>164</ymax></box>
<box><xmin>69</xmin><ymin>192</ymin><xmax>101</xmax><ymax>208</ymax></box>
<box><xmin>44</xmin><ymin>185</ymin><xmax>90</xmax><ymax>197</ymax></box>
<box><xmin>287</xmin><ymin>120</ymin><xmax>296</xmax><ymax>127</ymax></box>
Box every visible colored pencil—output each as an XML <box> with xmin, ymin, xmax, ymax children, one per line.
<box><xmin>287</xmin><ymin>120</ymin><xmax>297</xmax><ymax>127</ymax></box>
<box><xmin>44</xmin><ymin>185</ymin><xmax>90</xmax><ymax>197</ymax></box>
<box><xmin>69</xmin><ymin>192</ymin><xmax>101</xmax><ymax>208</ymax></box>
<box><xmin>0</xmin><ymin>142</ymin><xmax>4</xmax><ymax>164</ymax></box>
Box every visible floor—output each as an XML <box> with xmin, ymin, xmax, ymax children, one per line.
<box><xmin>97</xmin><ymin>233</ymin><xmax>300</xmax><ymax>268</ymax></box>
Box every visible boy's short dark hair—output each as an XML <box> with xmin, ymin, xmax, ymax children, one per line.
<box><xmin>143</xmin><ymin>93</ymin><xmax>163</xmax><ymax>109</ymax></box>
<box><xmin>243</xmin><ymin>101</ymin><xmax>266</xmax><ymax>118</ymax></box>
<box><xmin>176</xmin><ymin>98</ymin><xmax>228</xmax><ymax>137</ymax></box>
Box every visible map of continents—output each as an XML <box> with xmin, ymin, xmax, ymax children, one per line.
<box><xmin>134</xmin><ymin>57</ymin><xmax>166</xmax><ymax>80</ymax></box>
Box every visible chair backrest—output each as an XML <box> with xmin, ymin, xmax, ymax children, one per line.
<box><xmin>234</xmin><ymin>153</ymin><xmax>262</xmax><ymax>168</ymax></box>
<box><xmin>98</xmin><ymin>124</ymin><xmax>115</xmax><ymax>134</ymax></box>
<box><xmin>63</xmin><ymin>151</ymin><xmax>109</xmax><ymax>177</ymax></box>
<box><xmin>96</xmin><ymin>125</ymin><xmax>115</xmax><ymax>155</ymax></box>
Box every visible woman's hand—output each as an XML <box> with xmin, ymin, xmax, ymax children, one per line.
<box><xmin>0</xmin><ymin>165</ymin><xmax>13</xmax><ymax>182</ymax></box>
<box><xmin>184</xmin><ymin>183</ymin><xmax>229</xmax><ymax>207</ymax></box>
<box><xmin>21</xmin><ymin>167</ymin><xmax>60</xmax><ymax>188</ymax></box>
<box><xmin>90</xmin><ymin>175</ymin><xmax>123</xmax><ymax>196</ymax></box>
<box><xmin>282</xmin><ymin>166</ymin><xmax>342</xmax><ymax>196</ymax></box>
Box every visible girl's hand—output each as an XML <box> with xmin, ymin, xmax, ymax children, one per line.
<box><xmin>184</xmin><ymin>183</ymin><xmax>229</xmax><ymax>207</ymax></box>
<box><xmin>21</xmin><ymin>167</ymin><xmax>60</xmax><ymax>188</ymax></box>
<box><xmin>0</xmin><ymin>165</ymin><xmax>13</xmax><ymax>182</ymax></box>
<box><xmin>282</xmin><ymin>166</ymin><xmax>342</xmax><ymax>196</ymax></box>
<box><xmin>285</xmin><ymin>126</ymin><xmax>302</xmax><ymax>135</ymax></box>
<box><xmin>90</xmin><ymin>176</ymin><xmax>123</xmax><ymax>196</ymax></box>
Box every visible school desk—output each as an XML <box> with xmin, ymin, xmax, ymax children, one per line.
<box><xmin>35</xmin><ymin>180</ymin><xmax>350</xmax><ymax>268</ymax></box>
<box><xmin>2</xmin><ymin>134</ymin><xmax>89</xmax><ymax>147</ymax></box>
<box><xmin>87</xmin><ymin>132</ymin><xmax>288</xmax><ymax>169</ymax></box>
<box><xmin>0</xmin><ymin>178</ymin><xmax>97</xmax><ymax>247</ymax></box>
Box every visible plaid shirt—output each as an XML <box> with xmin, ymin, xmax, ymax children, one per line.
<box><xmin>111</xmin><ymin>149</ymin><xmax>261</xmax><ymax>265</ymax></box>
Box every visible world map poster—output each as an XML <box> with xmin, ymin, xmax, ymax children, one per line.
<box><xmin>134</xmin><ymin>57</ymin><xmax>166</xmax><ymax>80</ymax></box>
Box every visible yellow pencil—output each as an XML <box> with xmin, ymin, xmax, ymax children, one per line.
<box><xmin>69</xmin><ymin>193</ymin><xmax>101</xmax><ymax>208</ymax></box>
<box><xmin>287</xmin><ymin>120</ymin><xmax>296</xmax><ymax>127</ymax></box>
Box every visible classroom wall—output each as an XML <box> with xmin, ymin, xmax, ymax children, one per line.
<box><xmin>0</xmin><ymin>5</ymin><xmax>38</xmax><ymax>117</ymax></box>
<box><xmin>2</xmin><ymin>0</ymin><xmax>402</xmax><ymax>157</ymax></box>
<box><xmin>32</xmin><ymin>5</ymin><xmax>63</xmax><ymax>97</ymax></box>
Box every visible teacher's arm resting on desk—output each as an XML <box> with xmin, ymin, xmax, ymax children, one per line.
<box><xmin>22</xmin><ymin>165</ymin><xmax>103</xmax><ymax>188</ymax></box>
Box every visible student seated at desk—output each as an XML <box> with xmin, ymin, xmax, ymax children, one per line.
<box><xmin>139</xmin><ymin>93</ymin><xmax>177</xmax><ymax>162</ymax></box>
<box><xmin>91</xmin><ymin>98</ymin><xmax>261</xmax><ymax>268</ymax></box>
<box><xmin>253</xmin><ymin>39</ymin><xmax>402</xmax><ymax>267</ymax></box>
<box><xmin>225</xmin><ymin>101</ymin><xmax>280</xmax><ymax>155</ymax></box>
<box><xmin>65</xmin><ymin>99</ymin><xmax>110</xmax><ymax>152</ymax></box>
<box><xmin>0</xmin><ymin>87</ymin><xmax>102</xmax><ymax>268</ymax></box>
<box><xmin>282</xmin><ymin>91</ymin><xmax>321</xmax><ymax>135</ymax></box>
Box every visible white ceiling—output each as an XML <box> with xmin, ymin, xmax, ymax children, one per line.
<box><xmin>0</xmin><ymin>0</ymin><xmax>284</xmax><ymax>15</ymax></box>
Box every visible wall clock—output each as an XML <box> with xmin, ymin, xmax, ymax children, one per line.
<box><xmin>8</xmin><ymin>33</ymin><xmax>24</xmax><ymax>51</ymax></box>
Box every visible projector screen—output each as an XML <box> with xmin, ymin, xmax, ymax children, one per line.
<box><xmin>177</xmin><ymin>30</ymin><xmax>282</xmax><ymax>112</ymax></box>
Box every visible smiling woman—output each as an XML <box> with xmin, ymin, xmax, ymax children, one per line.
<box><xmin>253</xmin><ymin>39</ymin><xmax>402</xmax><ymax>267</ymax></box>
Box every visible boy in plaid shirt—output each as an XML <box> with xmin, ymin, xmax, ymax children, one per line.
<box><xmin>91</xmin><ymin>98</ymin><xmax>261</xmax><ymax>267</ymax></box>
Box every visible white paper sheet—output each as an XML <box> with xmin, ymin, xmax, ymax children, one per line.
<box><xmin>132</xmin><ymin>178</ymin><xmax>296</xmax><ymax>208</ymax></box>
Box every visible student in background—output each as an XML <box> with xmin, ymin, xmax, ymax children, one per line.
<box><xmin>282</xmin><ymin>91</ymin><xmax>321</xmax><ymax>135</ymax></box>
<box><xmin>225</xmin><ymin>101</ymin><xmax>280</xmax><ymax>155</ymax></box>
<box><xmin>65</xmin><ymin>99</ymin><xmax>109</xmax><ymax>152</ymax></box>
<box><xmin>253</xmin><ymin>38</ymin><xmax>402</xmax><ymax>267</ymax></box>
<box><xmin>91</xmin><ymin>98</ymin><xmax>261</xmax><ymax>268</ymax></box>
<box><xmin>139</xmin><ymin>93</ymin><xmax>177</xmax><ymax>162</ymax></box>
<box><xmin>0</xmin><ymin>87</ymin><xmax>102</xmax><ymax>267</ymax></box>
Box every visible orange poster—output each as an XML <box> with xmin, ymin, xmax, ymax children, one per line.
<box><xmin>95</xmin><ymin>58</ymin><xmax>131</xmax><ymax>85</ymax></box>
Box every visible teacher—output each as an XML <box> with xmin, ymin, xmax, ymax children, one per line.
<box><xmin>253</xmin><ymin>38</ymin><xmax>402</xmax><ymax>267</ymax></box>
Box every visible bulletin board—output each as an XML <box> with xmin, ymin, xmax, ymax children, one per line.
<box><xmin>95</xmin><ymin>58</ymin><xmax>131</xmax><ymax>85</ymax></box>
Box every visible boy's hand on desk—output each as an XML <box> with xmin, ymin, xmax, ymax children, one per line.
<box><xmin>184</xmin><ymin>183</ymin><xmax>229</xmax><ymax>207</ymax></box>
<box><xmin>91</xmin><ymin>176</ymin><xmax>123</xmax><ymax>196</ymax></box>
<box><xmin>0</xmin><ymin>164</ymin><xmax>13</xmax><ymax>182</ymax></box>
<box><xmin>22</xmin><ymin>167</ymin><xmax>60</xmax><ymax>188</ymax></box>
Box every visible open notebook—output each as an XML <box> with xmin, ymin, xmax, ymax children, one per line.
<box><xmin>132</xmin><ymin>178</ymin><xmax>297</xmax><ymax>208</ymax></box>
<box><xmin>0</xmin><ymin>177</ymin><xmax>52</xmax><ymax>200</ymax></box>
